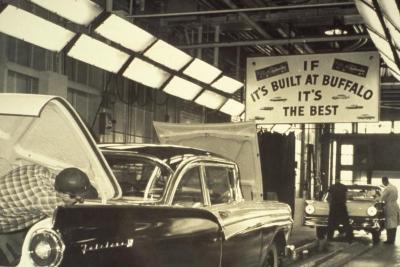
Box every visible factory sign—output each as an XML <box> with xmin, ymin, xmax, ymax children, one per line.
<box><xmin>246</xmin><ymin>51</ymin><xmax>380</xmax><ymax>123</ymax></box>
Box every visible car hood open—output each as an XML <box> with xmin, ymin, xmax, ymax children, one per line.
<box><xmin>0</xmin><ymin>93</ymin><xmax>120</xmax><ymax>201</ymax></box>
<box><xmin>153</xmin><ymin>121</ymin><xmax>263</xmax><ymax>200</ymax></box>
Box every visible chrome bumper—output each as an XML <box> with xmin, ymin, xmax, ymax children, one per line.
<box><xmin>304</xmin><ymin>216</ymin><xmax>384</xmax><ymax>230</ymax></box>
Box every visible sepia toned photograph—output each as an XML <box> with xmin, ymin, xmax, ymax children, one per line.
<box><xmin>0</xmin><ymin>0</ymin><xmax>399</xmax><ymax>266</ymax></box>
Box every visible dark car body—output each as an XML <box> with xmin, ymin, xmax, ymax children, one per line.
<box><xmin>303</xmin><ymin>184</ymin><xmax>384</xmax><ymax>242</ymax></box>
<box><xmin>0</xmin><ymin>94</ymin><xmax>293</xmax><ymax>267</ymax></box>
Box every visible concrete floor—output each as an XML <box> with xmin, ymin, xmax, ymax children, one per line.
<box><xmin>344</xmin><ymin>231</ymin><xmax>400</xmax><ymax>267</ymax></box>
<box><xmin>284</xmin><ymin>200</ymin><xmax>400</xmax><ymax>267</ymax></box>
<box><xmin>285</xmin><ymin>228</ymin><xmax>400</xmax><ymax>267</ymax></box>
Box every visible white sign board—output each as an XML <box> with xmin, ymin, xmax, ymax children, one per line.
<box><xmin>246</xmin><ymin>52</ymin><xmax>380</xmax><ymax>123</ymax></box>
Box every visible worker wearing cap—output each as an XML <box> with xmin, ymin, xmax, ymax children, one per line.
<box><xmin>0</xmin><ymin>165</ymin><xmax>97</xmax><ymax>265</ymax></box>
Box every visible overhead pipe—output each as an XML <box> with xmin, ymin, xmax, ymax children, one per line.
<box><xmin>128</xmin><ymin>2</ymin><xmax>355</xmax><ymax>18</ymax></box>
<box><xmin>177</xmin><ymin>34</ymin><xmax>370</xmax><ymax>49</ymax></box>
<box><xmin>219</xmin><ymin>0</ymin><xmax>288</xmax><ymax>54</ymax></box>
<box><xmin>276</xmin><ymin>28</ymin><xmax>314</xmax><ymax>54</ymax></box>
<box><xmin>238</xmin><ymin>31</ymin><xmax>272</xmax><ymax>55</ymax></box>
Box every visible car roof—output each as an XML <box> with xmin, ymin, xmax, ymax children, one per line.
<box><xmin>99</xmin><ymin>143</ymin><xmax>226</xmax><ymax>161</ymax></box>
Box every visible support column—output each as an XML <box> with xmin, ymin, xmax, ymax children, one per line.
<box><xmin>213</xmin><ymin>25</ymin><xmax>220</xmax><ymax>67</ymax></box>
<box><xmin>197</xmin><ymin>26</ymin><xmax>203</xmax><ymax>59</ymax></box>
<box><xmin>198</xmin><ymin>25</ymin><xmax>206</xmax><ymax>122</ymax></box>
<box><xmin>0</xmin><ymin>34</ymin><xmax>8</xmax><ymax>92</ymax></box>
<box><xmin>129</xmin><ymin>0</ymin><xmax>134</xmax><ymax>15</ymax></box>
<box><xmin>299</xmin><ymin>124</ymin><xmax>306</xmax><ymax>198</ymax></box>
<box><xmin>320</xmin><ymin>123</ymin><xmax>331</xmax><ymax>192</ymax></box>
<box><xmin>316</xmin><ymin>124</ymin><xmax>323</xmax><ymax>198</ymax></box>
<box><xmin>106</xmin><ymin>0</ymin><xmax>113</xmax><ymax>12</ymax></box>
<box><xmin>38</xmin><ymin>71</ymin><xmax>69</xmax><ymax>98</ymax></box>
<box><xmin>235</xmin><ymin>46</ymin><xmax>241</xmax><ymax>78</ymax></box>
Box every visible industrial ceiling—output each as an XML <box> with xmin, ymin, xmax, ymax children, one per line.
<box><xmin>118</xmin><ymin>0</ymin><xmax>400</xmax><ymax>111</ymax></box>
<box><xmin>2</xmin><ymin>0</ymin><xmax>400</xmax><ymax>113</ymax></box>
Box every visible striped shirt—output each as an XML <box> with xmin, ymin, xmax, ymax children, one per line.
<box><xmin>0</xmin><ymin>165</ymin><xmax>67</xmax><ymax>233</ymax></box>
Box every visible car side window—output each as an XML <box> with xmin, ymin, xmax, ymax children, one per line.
<box><xmin>173</xmin><ymin>167</ymin><xmax>204</xmax><ymax>207</ymax></box>
<box><xmin>205</xmin><ymin>166</ymin><xmax>235</xmax><ymax>205</ymax></box>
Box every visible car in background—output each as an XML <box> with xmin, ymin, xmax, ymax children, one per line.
<box><xmin>303</xmin><ymin>184</ymin><xmax>384</xmax><ymax>243</ymax></box>
<box><xmin>0</xmin><ymin>94</ymin><xmax>293</xmax><ymax>267</ymax></box>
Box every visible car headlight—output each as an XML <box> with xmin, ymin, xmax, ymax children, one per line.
<box><xmin>367</xmin><ymin>206</ymin><xmax>378</xmax><ymax>217</ymax></box>
<box><xmin>29</xmin><ymin>229</ymin><xmax>64</xmax><ymax>267</ymax></box>
<box><xmin>305</xmin><ymin>205</ymin><xmax>315</xmax><ymax>215</ymax></box>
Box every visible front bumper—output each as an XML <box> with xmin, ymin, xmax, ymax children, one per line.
<box><xmin>304</xmin><ymin>215</ymin><xmax>384</xmax><ymax>230</ymax></box>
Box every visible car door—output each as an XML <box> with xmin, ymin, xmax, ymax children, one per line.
<box><xmin>172</xmin><ymin>165</ymin><xmax>205</xmax><ymax>208</ymax></box>
<box><xmin>170</xmin><ymin>164</ymin><xmax>222</xmax><ymax>267</ymax></box>
<box><xmin>203</xmin><ymin>163</ymin><xmax>262</xmax><ymax>267</ymax></box>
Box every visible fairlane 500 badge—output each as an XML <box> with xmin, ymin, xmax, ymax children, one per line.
<box><xmin>81</xmin><ymin>239</ymin><xmax>134</xmax><ymax>254</ymax></box>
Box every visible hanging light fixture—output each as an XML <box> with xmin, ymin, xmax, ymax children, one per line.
<box><xmin>67</xmin><ymin>34</ymin><xmax>130</xmax><ymax>73</ymax></box>
<box><xmin>1</xmin><ymin>2</ymin><xmax>246</xmax><ymax>115</ymax></box>
<box><xmin>163</xmin><ymin>76</ymin><xmax>202</xmax><ymax>100</ymax></box>
<box><xmin>183</xmin><ymin>59</ymin><xmax>222</xmax><ymax>84</ymax></box>
<box><xmin>380</xmin><ymin>53</ymin><xmax>400</xmax><ymax>74</ymax></box>
<box><xmin>367</xmin><ymin>29</ymin><xmax>395</xmax><ymax>60</ymax></box>
<box><xmin>378</xmin><ymin>1</ymin><xmax>400</xmax><ymax>29</ymax></box>
<box><xmin>95</xmin><ymin>14</ymin><xmax>156</xmax><ymax>53</ymax></box>
<box><xmin>355</xmin><ymin>1</ymin><xmax>385</xmax><ymax>36</ymax></box>
<box><xmin>144</xmin><ymin>40</ymin><xmax>192</xmax><ymax>71</ymax></box>
<box><xmin>123</xmin><ymin>58</ymin><xmax>170</xmax><ymax>89</ymax></box>
<box><xmin>194</xmin><ymin>90</ymin><xmax>227</xmax><ymax>110</ymax></box>
<box><xmin>0</xmin><ymin>5</ymin><xmax>75</xmax><ymax>52</ymax></box>
<box><xmin>219</xmin><ymin>99</ymin><xmax>245</xmax><ymax>116</ymax></box>
<box><xmin>211</xmin><ymin>75</ymin><xmax>244</xmax><ymax>94</ymax></box>
<box><xmin>30</xmin><ymin>0</ymin><xmax>102</xmax><ymax>26</ymax></box>
<box><xmin>355</xmin><ymin>0</ymin><xmax>400</xmax><ymax>79</ymax></box>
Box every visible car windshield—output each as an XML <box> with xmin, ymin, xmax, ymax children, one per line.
<box><xmin>324</xmin><ymin>187</ymin><xmax>381</xmax><ymax>201</ymax></box>
<box><xmin>104</xmin><ymin>154</ymin><xmax>172</xmax><ymax>201</ymax></box>
<box><xmin>346</xmin><ymin>188</ymin><xmax>381</xmax><ymax>201</ymax></box>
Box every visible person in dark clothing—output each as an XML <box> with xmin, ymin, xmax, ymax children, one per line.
<box><xmin>326</xmin><ymin>178</ymin><xmax>354</xmax><ymax>243</ymax></box>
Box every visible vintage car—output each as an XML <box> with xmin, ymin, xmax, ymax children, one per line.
<box><xmin>0</xmin><ymin>93</ymin><xmax>293</xmax><ymax>267</ymax></box>
<box><xmin>303</xmin><ymin>184</ymin><xmax>384</xmax><ymax>243</ymax></box>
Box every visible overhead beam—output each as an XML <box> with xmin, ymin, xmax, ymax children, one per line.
<box><xmin>159</xmin><ymin>7</ymin><xmax>360</xmax><ymax>26</ymax></box>
<box><xmin>219</xmin><ymin>0</ymin><xmax>288</xmax><ymax>55</ymax></box>
<box><xmin>177</xmin><ymin>34</ymin><xmax>370</xmax><ymax>49</ymax></box>
<box><xmin>128</xmin><ymin>2</ymin><xmax>355</xmax><ymax>18</ymax></box>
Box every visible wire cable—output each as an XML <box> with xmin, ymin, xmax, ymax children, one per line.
<box><xmin>90</xmin><ymin>72</ymin><xmax>114</xmax><ymax>131</ymax></box>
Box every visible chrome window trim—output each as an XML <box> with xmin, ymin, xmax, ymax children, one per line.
<box><xmin>102</xmin><ymin>150</ymin><xmax>174</xmax><ymax>203</ymax></box>
<box><xmin>168</xmin><ymin>163</ymin><xmax>204</xmax><ymax>207</ymax></box>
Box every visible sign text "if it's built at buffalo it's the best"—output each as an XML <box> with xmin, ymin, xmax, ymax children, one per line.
<box><xmin>245</xmin><ymin>52</ymin><xmax>380</xmax><ymax>124</ymax></box>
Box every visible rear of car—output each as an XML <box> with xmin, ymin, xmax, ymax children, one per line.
<box><xmin>0</xmin><ymin>94</ymin><xmax>120</xmax><ymax>266</ymax></box>
<box><xmin>18</xmin><ymin>205</ymin><xmax>223</xmax><ymax>267</ymax></box>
